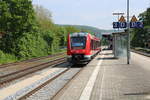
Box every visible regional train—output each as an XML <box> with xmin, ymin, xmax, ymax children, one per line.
<box><xmin>67</xmin><ymin>32</ymin><xmax>101</xmax><ymax>64</ymax></box>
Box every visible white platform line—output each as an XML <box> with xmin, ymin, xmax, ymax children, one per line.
<box><xmin>79</xmin><ymin>52</ymin><xmax>105</xmax><ymax>100</ymax></box>
<box><xmin>99</xmin><ymin>63</ymin><xmax>105</xmax><ymax>100</ymax></box>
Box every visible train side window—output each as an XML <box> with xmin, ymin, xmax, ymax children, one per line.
<box><xmin>99</xmin><ymin>41</ymin><xmax>101</xmax><ymax>47</ymax></box>
<box><xmin>92</xmin><ymin>41</ymin><xmax>93</xmax><ymax>50</ymax></box>
<box><xmin>93</xmin><ymin>40</ymin><xmax>94</xmax><ymax>49</ymax></box>
<box><xmin>96</xmin><ymin>41</ymin><xmax>97</xmax><ymax>48</ymax></box>
<box><xmin>95</xmin><ymin>41</ymin><xmax>96</xmax><ymax>49</ymax></box>
<box><xmin>91</xmin><ymin>40</ymin><xmax>94</xmax><ymax>50</ymax></box>
<box><xmin>94</xmin><ymin>41</ymin><xmax>96</xmax><ymax>49</ymax></box>
<box><xmin>94</xmin><ymin>40</ymin><xmax>95</xmax><ymax>49</ymax></box>
<box><xmin>90</xmin><ymin>40</ymin><xmax>92</xmax><ymax>50</ymax></box>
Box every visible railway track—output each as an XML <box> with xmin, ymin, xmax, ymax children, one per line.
<box><xmin>19</xmin><ymin>67</ymin><xmax>71</xmax><ymax>100</ymax></box>
<box><xmin>0</xmin><ymin>56</ymin><xmax>67</xmax><ymax>86</ymax></box>
<box><xmin>0</xmin><ymin>53</ymin><xmax>91</xmax><ymax>100</ymax></box>
<box><xmin>19</xmin><ymin>64</ymin><xmax>84</xmax><ymax>100</ymax></box>
<box><xmin>51</xmin><ymin>66</ymin><xmax>84</xmax><ymax>100</ymax></box>
<box><xmin>0</xmin><ymin>52</ymin><xmax>65</xmax><ymax>69</ymax></box>
<box><xmin>131</xmin><ymin>49</ymin><xmax>150</xmax><ymax>57</ymax></box>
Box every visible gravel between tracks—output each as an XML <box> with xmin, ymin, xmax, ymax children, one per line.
<box><xmin>21</xmin><ymin>67</ymin><xmax>82</xmax><ymax>100</ymax></box>
<box><xmin>0</xmin><ymin>62</ymin><xmax>66</xmax><ymax>90</ymax></box>
<box><xmin>0</xmin><ymin>63</ymin><xmax>70</xmax><ymax>100</ymax></box>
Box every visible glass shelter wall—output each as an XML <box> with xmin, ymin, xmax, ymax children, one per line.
<box><xmin>113</xmin><ymin>32</ymin><xmax>128</xmax><ymax>58</ymax></box>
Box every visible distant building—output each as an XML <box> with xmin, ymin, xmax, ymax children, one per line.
<box><xmin>102</xmin><ymin>33</ymin><xmax>113</xmax><ymax>49</ymax></box>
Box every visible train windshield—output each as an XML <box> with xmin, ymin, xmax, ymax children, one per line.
<box><xmin>71</xmin><ymin>37</ymin><xmax>86</xmax><ymax>49</ymax></box>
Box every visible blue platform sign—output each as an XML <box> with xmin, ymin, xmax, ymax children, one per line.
<box><xmin>130</xmin><ymin>22</ymin><xmax>137</xmax><ymax>28</ymax></box>
<box><xmin>120</xmin><ymin>22</ymin><xmax>127</xmax><ymax>28</ymax></box>
<box><xmin>113</xmin><ymin>22</ymin><xmax>119</xmax><ymax>28</ymax></box>
<box><xmin>130</xmin><ymin>22</ymin><xmax>143</xmax><ymax>28</ymax></box>
<box><xmin>113</xmin><ymin>22</ymin><xmax>127</xmax><ymax>28</ymax></box>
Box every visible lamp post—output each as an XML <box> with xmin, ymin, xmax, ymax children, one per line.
<box><xmin>127</xmin><ymin>0</ymin><xmax>130</xmax><ymax>64</ymax></box>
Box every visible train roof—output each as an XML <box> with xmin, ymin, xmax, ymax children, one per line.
<box><xmin>70</xmin><ymin>32</ymin><xmax>88</xmax><ymax>37</ymax></box>
<box><xmin>70</xmin><ymin>32</ymin><xmax>100</xmax><ymax>41</ymax></box>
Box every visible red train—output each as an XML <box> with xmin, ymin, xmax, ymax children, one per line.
<box><xmin>67</xmin><ymin>32</ymin><xmax>101</xmax><ymax>64</ymax></box>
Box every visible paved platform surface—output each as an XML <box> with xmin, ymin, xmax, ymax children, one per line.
<box><xmin>53</xmin><ymin>50</ymin><xmax>150</xmax><ymax>100</ymax></box>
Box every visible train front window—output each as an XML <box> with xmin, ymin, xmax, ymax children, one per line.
<box><xmin>71</xmin><ymin>37</ymin><xmax>86</xmax><ymax>49</ymax></box>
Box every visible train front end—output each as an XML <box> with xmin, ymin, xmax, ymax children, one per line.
<box><xmin>67</xmin><ymin>32</ymin><xmax>91</xmax><ymax>64</ymax></box>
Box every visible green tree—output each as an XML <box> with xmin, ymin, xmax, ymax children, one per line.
<box><xmin>131</xmin><ymin>8</ymin><xmax>150</xmax><ymax>48</ymax></box>
<box><xmin>0</xmin><ymin>0</ymin><xmax>37</xmax><ymax>35</ymax></box>
<box><xmin>0</xmin><ymin>2</ymin><xmax>83</xmax><ymax>63</ymax></box>
<box><xmin>34</xmin><ymin>5</ymin><xmax>54</xmax><ymax>31</ymax></box>
<box><xmin>0</xmin><ymin>1</ymin><xmax>11</xmax><ymax>34</ymax></box>
<box><xmin>0</xmin><ymin>0</ymin><xmax>38</xmax><ymax>54</ymax></box>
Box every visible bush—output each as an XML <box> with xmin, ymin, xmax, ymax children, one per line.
<box><xmin>16</xmin><ymin>32</ymin><xmax>49</xmax><ymax>59</ymax></box>
<box><xmin>0</xmin><ymin>2</ymin><xmax>81</xmax><ymax>64</ymax></box>
<box><xmin>134</xmin><ymin>47</ymin><xmax>150</xmax><ymax>53</ymax></box>
<box><xmin>0</xmin><ymin>50</ymin><xmax>17</xmax><ymax>64</ymax></box>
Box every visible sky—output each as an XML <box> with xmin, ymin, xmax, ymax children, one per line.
<box><xmin>32</xmin><ymin>0</ymin><xmax>149</xmax><ymax>29</ymax></box>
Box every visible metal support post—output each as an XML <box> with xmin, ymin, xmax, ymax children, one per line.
<box><xmin>127</xmin><ymin>0</ymin><xmax>130</xmax><ymax>64</ymax></box>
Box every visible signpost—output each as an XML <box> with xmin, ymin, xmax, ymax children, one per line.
<box><xmin>119</xmin><ymin>16</ymin><xmax>126</xmax><ymax>22</ymax></box>
<box><xmin>130</xmin><ymin>22</ymin><xmax>143</xmax><ymax>28</ymax></box>
<box><xmin>113</xmin><ymin>13</ymin><xmax>125</xmax><ymax>31</ymax></box>
<box><xmin>120</xmin><ymin>22</ymin><xmax>127</xmax><ymax>28</ymax></box>
<box><xmin>119</xmin><ymin>16</ymin><xmax>127</xmax><ymax>28</ymax></box>
<box><xmin>127</xmin><ymin>0</ymin><xmax>130</xmax><ymax>64</ymax></box>
<box><xmin>113</xmin><ymin>12</ymin><xmax>144</xmax><ymax>64</ymax></box>
<box><xmin>113</xmin><ymin>15</ymin><xmax>143</xmax><ymax>29</ymax></box>
<box><xmin>113</xmin><ymin>15</ymin><xmax>127</xmax><ymax>28</ymax></box>
<box><xmin>130</xmin><ymin>15</ymin><xmax>143</xmax><ymax>28</ymax></box>
<box><xmin>113</xmin><ymin>22</ymin><xmax>119</xmax><ymax>28</ymax></box>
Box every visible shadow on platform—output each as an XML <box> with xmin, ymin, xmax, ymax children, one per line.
<box><xmin>97</xmin><ymin>57</ymin><xmax>117</xmax><ymax>60</ymax></box>
<box><xmin>100</xmin><ymin>53</ymin><xmax>113</xmax><ymax>55</ymax></box>
<box><xmin>102</xmin><ymin>48</ymin><xmax>112</xmax><ymax>51</ymax></box>
<box><xmin>71</xmin><ymin>64</ymin><xmax>86</xmax><ymax>68</ymax></box>
<box><xmin>124</xmin><ymin>92</ymin><xmax>149</xmax><ymax>96</ymax></box>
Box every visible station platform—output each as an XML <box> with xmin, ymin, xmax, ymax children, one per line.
<box><xmin>53</xmin><ymin>50</ymin><xmax>150</xmax><ymax>100</ymax></box>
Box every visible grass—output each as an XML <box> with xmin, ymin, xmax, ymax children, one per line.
<box><xmin>0</xmin><ymin>49</ymin><xmax>66</xmax><ymax>65</ymax></box>
<box><xmin>133</xmin><ymin>47</ymin><xmax>150</xmax><ymax>54</ymax></box>
<box><xmin>0</xmin><ymin>51</ymin><xmax>17</xmax><ymax>64</ymax></box>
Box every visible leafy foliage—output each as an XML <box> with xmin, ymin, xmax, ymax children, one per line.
<box><xmin>131</xmin><ymin>8</ymin><xmax>150</xmax><ymax>48</ymax></box>
<box><xmin>0</xmin><ymin>0</ymin><xmax>38</xmax><ymax>54</ymax></box>
<box><xmin>0</xmin><ymin>50</ymin><xmax>17</xmax><ymax>64</ymax></box>
<box><xmin>0</xmin><ymin>2</ymin><xmax>81</xmax><ymax>64</ymax></box>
